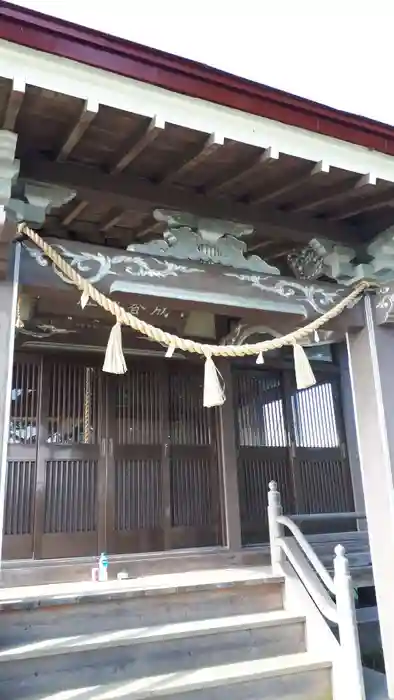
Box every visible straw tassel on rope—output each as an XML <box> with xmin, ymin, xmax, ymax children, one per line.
<box><xmin>80</xmin><ymin>289</ymin><xmax>90</xmax><ymax>309</ymax></box>
<box><xmin>165</xmin><ymin>344</ymin><xmax>175</xmax><ymax>358</ymax></box>
<box><xmin>256</xmin><ymin>350</ymin><xmax>265</xmax><ymax>365</ymax></box>
<box><xmin>293</xmin><ymin>343</ymin><xmax>316</xmax><ymax>390</ymax></box>
<box><xmin>103</xmin><ymin>321</ymin><xmax>127</xmax><ymax>374</ymax></box>
<box><xmin>203</xmin><ymin>355</ymin><xmax>225</xmax><ymax>407</ymax></box>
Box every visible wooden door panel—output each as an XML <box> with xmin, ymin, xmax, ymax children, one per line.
<box><xmin>5</xmin><ymin>353</ymin><xmax>223</xmax><ymax>560</ymax></box>
<box><xmin>237</xmin><ymin>447</ymin><xmax>294</xmax><ymax>545</ymax></box>
<box><xmin>37</xmin><ymin>358</ymin><xmax>104</xmax><ymax>559</ymax></box>
<box><xmin>289</xmin><ymin>375</ymin><xmax>355</xmax><ymax>534</ymax></box>
<box><xmin>170</xmin><ymin>452</ymin><xmax>220</xmax><ymax>548</ymax></box>
<box><xmin>168</xmin><ymin>364</ymin><xmax>221</xmax><ymax>549</ymax></box>
<box><xmin>109</xmin><ymin>456</ymin><xmax>164</xmax><ymax>554</ymax></box>
<box><xmin>234</xmin><ymin>367</ymin><xmax>356</xmax><ymax>543</ymax></box>
<box><xmin>4</xmin><ymin>354</ymin><xmax>41</xmax><ymax>560</ymax></box>
<box><xmin>234</xmin><ymin>369</ymin><xmax>294</xmax><ymax>545</ymax></box>
<box><xmin>106</xmin><ymin>362</ymin><xmax>166</xmax><ymax>554</ymax></box>
<box><xmin>106</xmin><ymin>359</ymin><xmax>221</xmax><ymax>554</ymax></box>
<box><xmin>3</xmin><ymin>458</ymin><xmax>37</xmax><ymax>559</ymax></box>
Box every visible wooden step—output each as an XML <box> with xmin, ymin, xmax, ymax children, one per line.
<box><xmin>0</xmin><ymin>610</ymin><xmax>306</xmax><ymax>684</ymax></box>
<box><xmin>0</xmin><ymin>568</ymin><xmax>284</xmax><ymax>647</ymax></box>
<box><xmin>2</xmin><ymin>653</ymin><xmax>332</xmax><ymax>700</ymax></box>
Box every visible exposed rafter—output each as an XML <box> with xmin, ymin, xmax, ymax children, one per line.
<box><xmin>61</xmin><ymin>200</ymin><xmax>88</xmax><ymax>226</ymax></box>
<box><xmin>160</xmin><ymin>132</ymin><xmax>224</xmax><ymax>185</ymax></box>
<box><xmin>329</xmin><ymin>185</ymin><xmax>394</xmax><ymax>220</ymax></box>
<box><xmin>269</xmin><ymin>246</ymin><xmax>297</xmax><ymax>260</ymax></box>
<box><xmin>250</xmin><ymin>160</ymin><xmax>330</xmax><ymax>206</ymax></box>
<box><xmin>109</xmin><ymin>115</ymin><xmax>165</xmax><ymax>175</ymax></box>
<box><xmin>135</xmin><ymin>219</ymin><xmax>163</xmax><ymax>239</ymax></box>
<box><xmin>207</xmin><ymin>146</ymin><xmax>279</xmax><ymax>195</ymax></box>
<box><xmin>2</xmin><ymin>77</ymin><xmax>25</xmax><ymax>130</ymax></box>
<box><xmin>288</xmin><ymin>172</ymin><xmax>377</xmax><ymax>213</ymax></box>
<box><xmin>56</xmin><ymin>99</ymin><xmax>98</xmax><ymax>162</ymax></box>
<box><xmin>20</xmin><ymin>156</ymin><xmax>360</xmax><ymax>245</ymax></box>
<box><xmin>99</xmin><ymin>208</ymin><xmax>123</xmax><ymax>233</ymax></box>
<box><xmin>248</xmin><ymin>240</ymin><xmax>278</xmax><ymax>253</ymax></box>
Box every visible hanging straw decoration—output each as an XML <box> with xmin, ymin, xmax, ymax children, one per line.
<box><xmin>293</xmin><ymin>343</ymin><xmax>316</xmax><ymax>390</ymax></box>
<box><xmin>102</xmin><ymin>321</ymin><xmax>127</xmax><ymax>374</ymax></box>
<box><xmin>256</xmin><ymin>350</ymin><xmax>265</xmax><ymax>365</ymax></box>
<box><xmin>203</xmin><ymin>354</ymin><xmax>225</xmax><ymax>407</ymax></box>
<box><xmin>80</xmin><ymin>290</ymin><xmax>90</xmax><ymax>309</ymax></box>
<box><xmin>165</xmin><ymin>344</ymin><xmax>175</xmax><ymax>358</ymax></box>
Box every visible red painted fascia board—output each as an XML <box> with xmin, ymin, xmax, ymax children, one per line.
<box><xmin>1</xmin><ymin>1</ymin><xmax>394</xmax><ymax>155</ymax></box>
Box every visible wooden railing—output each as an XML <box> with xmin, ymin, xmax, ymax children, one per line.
<box><xmin>267</xmin><ymin>480</ymin><xmax>366</xmax><ymax>700</ymax></box>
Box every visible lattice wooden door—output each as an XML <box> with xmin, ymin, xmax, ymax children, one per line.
<box><xmin>37</xmin><ymin>356</ymin><xmax>105</xmax><ymax>558</ymax></box>
<box><xmin>5</xmin><ymin>353</ymin><xmax>106</xmax><ymax>560</ymax></box>
<box><xmin>288</xmin><ymin>375</ymin><xmax>354</xmax><ymax>535</ymax></box>
<box><xmin>234</xmin><ymin>368</ymin><xmax>295</xmax><ymax>545</ymax></box>
<box><xmin>234</xmin><ymin>367</ymin><xmax>354</xmax><ymax>545</ymax></box>
<box><xmin>105</xmin><ymin>358</ymin><xmax>221</xmax><ymax>554</ymax></box>
<box><xmin>4</xmin><ymin>354</ymin><xmax>41</xmax><ymax>559</ymax></box>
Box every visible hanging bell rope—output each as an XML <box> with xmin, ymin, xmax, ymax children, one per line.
<box><xmin>83</xmin><ymin>367</ymin><xmax>91</xmax><ymax>444</ymax></box>
<box><xmin>15</xmin><ymin>297</ymin><xmax>24</xmax><ymax>329</ymax></box>
<box><xmin>18</xmin><ymin>223</ymin><xmax>374</xmax><ymax>403</ymax></box>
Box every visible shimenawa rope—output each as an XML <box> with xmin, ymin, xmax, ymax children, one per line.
<box><xmin>18</xmin><ymin>223</ymin><xmax>373</xmax><ymax>405</ymax></box>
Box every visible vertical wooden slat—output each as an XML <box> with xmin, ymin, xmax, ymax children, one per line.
<box><xmin>114</xmin><ymin>459</ymin><xmax>162</xmax><ymax>530</ymax></box>
<box><xmin>44</xmin><ymin>459</ymin><xmax>97</xmax><ymax>533</ymax></box>
<box><xmin>4</xmin><ymin>460</ymin><xmax>36</xmax><ymax>535</ymax></box>
<box><xmin>8</xmin><ymin>358</ymin><xmax>40</xmax><ymax>445</ymax></box>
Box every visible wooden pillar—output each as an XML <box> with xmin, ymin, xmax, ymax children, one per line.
<box><xmin>216</xmin><ymin>361</ymin><xmax>242</xmax><ymax>550</ymax></box>
<box><xmin>337</xmin><ymin>343</ymin><xmax>366</xmax><ymax>530</ymax></box>
<box><xmin>0</xmin><ymin>243</ymin><xmax>20</xmax><ymax>574</ymax></box>
<box><xmin>346</xmin><ymin>294</ymin><xmax>394</xmax><ymax>699</ymax></box>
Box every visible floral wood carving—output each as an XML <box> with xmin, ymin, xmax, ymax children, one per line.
<box><xmin>18</xmin><ymin>323</ymin><xmax>77</xmax><ymax>339</ymax></box>
<box><xmin>24</xmin><ymin>243</ymin><xmax>203</xmax><ymax>294</ymax></box>
<box><xmin>224</xmin><ymin>273</ymin><xmax>343</xmax><ymax>316</ymax></box>
<box><xmin>22</xmin><ymin>239</ymin><xmax>348</xmax><ymax>320</ymax></box>
<box><xmin>127</xmin><ymin>211</ymin><xmax>280</xmax><ymax>274</ymax></box>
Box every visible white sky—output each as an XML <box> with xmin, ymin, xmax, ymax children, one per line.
<box><xmin>7</xmin><ymin>0</ymin><xmax>394</xmax><ymax>126</ymax></box>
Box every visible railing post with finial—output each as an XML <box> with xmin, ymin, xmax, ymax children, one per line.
<box><xmin>333</xmin><ymin>544</ymin><xmax>365</xmax><ymax>700</ymax></box>
<box><xmin>267</xmin><ymin>481</ymin><xmax>284</xmax><ymax>571</ymax></box>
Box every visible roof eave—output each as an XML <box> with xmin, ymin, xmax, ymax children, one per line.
<box><xmin>0</xmin><ymin>0</ymin><xmax>393</xmax><ymax>155</ymax></box>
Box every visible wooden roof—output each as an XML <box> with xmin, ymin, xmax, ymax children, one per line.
<box><xmin>1</xmin><ymin>4</ymin><xmax>394</xmax><ymax>273</ymax></box>
<box><xmin>2</xmin><ymin>79</ymin><xmax>394</xmax><ymax>272</ymax></box>
<box><xmin>2</xmin><ymin>0</ymin><xmax>394</xmax><ymax>155</ymax></box>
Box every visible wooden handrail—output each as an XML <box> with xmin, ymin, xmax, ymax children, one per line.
<box><xmin>277</xmin><ymin>515</ymin><xmax>335</xmax><ymax>593</ymax></box>
<box><xmin>267</xmin><ymin>481</ymin><xmax>365</xmax><ymax>700</ymax></box>
<box><xmin>291</xmin><ymin>512</ymin><xmax>366</xmax><ymax>522</ymax></box>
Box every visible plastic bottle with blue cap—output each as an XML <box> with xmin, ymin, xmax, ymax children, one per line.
<box><xmin>98</xmin><ymin>552</ymin><xmax>109</xmax><ymax>582</ymax></box>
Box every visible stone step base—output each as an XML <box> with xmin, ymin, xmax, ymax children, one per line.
<box><xmin>2</xmin><ymin>530</ymin><xmax>371</xmax><ymax>588</ymax></box>
<box><xmin>1</xmin><ymin>546</ymin><xmax>270</xmax><ymax>588</ymax></box>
